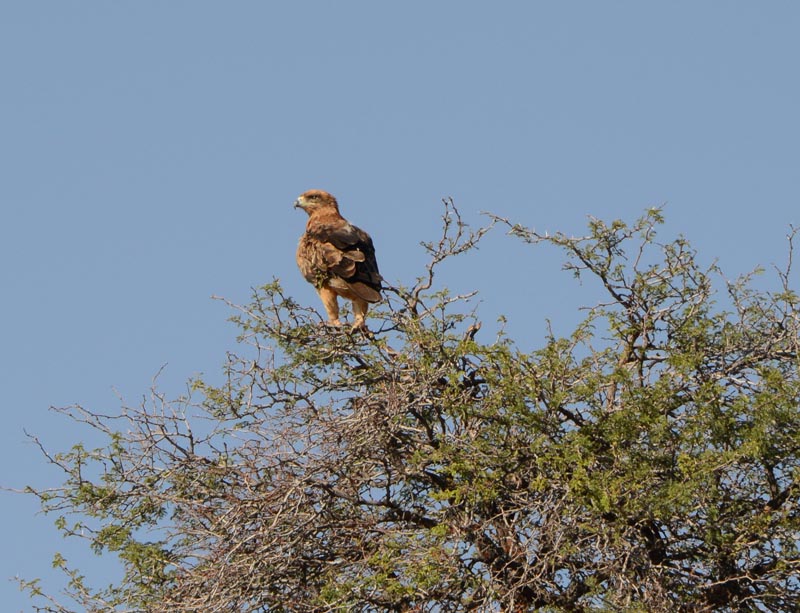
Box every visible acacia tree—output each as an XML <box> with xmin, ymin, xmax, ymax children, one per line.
<box><xmin>23</xmin><ymin>203</ymin><xmax>800</xmax><ymax>612</ymax></box>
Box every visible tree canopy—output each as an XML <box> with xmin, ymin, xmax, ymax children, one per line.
<box><xmin>23</xmin><ymin>203</ymin><xmax>800</xmax><ymax>612</ymax></box>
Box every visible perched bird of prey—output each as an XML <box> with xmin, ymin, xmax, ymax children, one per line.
<box><xmin>294</xmin><ymin>190</ymin><xmax>382</xmax><ymax>329</ymax></box>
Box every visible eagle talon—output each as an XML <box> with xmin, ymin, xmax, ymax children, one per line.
<box><xmin>352</xmin><ymin>324</ymin><xmax>374</xmax><ymax>338</ymax></box>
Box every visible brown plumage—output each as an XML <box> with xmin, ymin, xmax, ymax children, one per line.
<box><xmin>294</xmin><ymin>190</ymin><xmax>382</xmax><ymax>329</ymax></box>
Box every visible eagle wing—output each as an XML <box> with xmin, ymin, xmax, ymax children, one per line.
<box><xmin>297</xmin><ymin>217</ymin><xmax>382</xmax><ymax>303</ymax></box>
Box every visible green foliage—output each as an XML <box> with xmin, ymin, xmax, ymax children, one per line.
<box><xmin>21</xmin><ymin>204</ymin><xmax>800</xmax><ymax>612</ymax></box>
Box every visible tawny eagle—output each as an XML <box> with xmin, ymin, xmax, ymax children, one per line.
<box><xmin>294</xmin><ymin>190</ymin><xmax>382</xmax><ymax>329</ymax></box>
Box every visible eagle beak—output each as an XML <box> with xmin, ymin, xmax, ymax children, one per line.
<box><xmin>293</xmin><ymin>198</ymin><xmax>303</xmax><ymax>210</ymax></box>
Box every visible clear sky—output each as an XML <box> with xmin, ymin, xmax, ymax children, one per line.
<box><xmin>2</xmin><ymin>2</ymin><xmax>799</xmax><ymax>610</ymax></box>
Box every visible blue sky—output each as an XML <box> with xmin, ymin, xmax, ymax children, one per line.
<box><xmin>2</xmin><ymin>2</ymin><xmax>799</xmax><ymax>610</ymax></box>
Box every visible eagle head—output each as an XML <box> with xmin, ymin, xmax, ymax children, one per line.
<box><xmin>294</xmin><ymin>189</ymin><xmax>339</xmax><ymax>215</ymax></box>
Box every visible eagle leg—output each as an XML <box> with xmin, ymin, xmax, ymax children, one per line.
<box><xmin>317</xmin><ymin>286</ymin><xmax>342</xmax><ymax>326</ymax></box>
<box><xmin>351</xmin><ymin>298</ymin><xmax>369</xmax><ymax>330</ymax></box>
